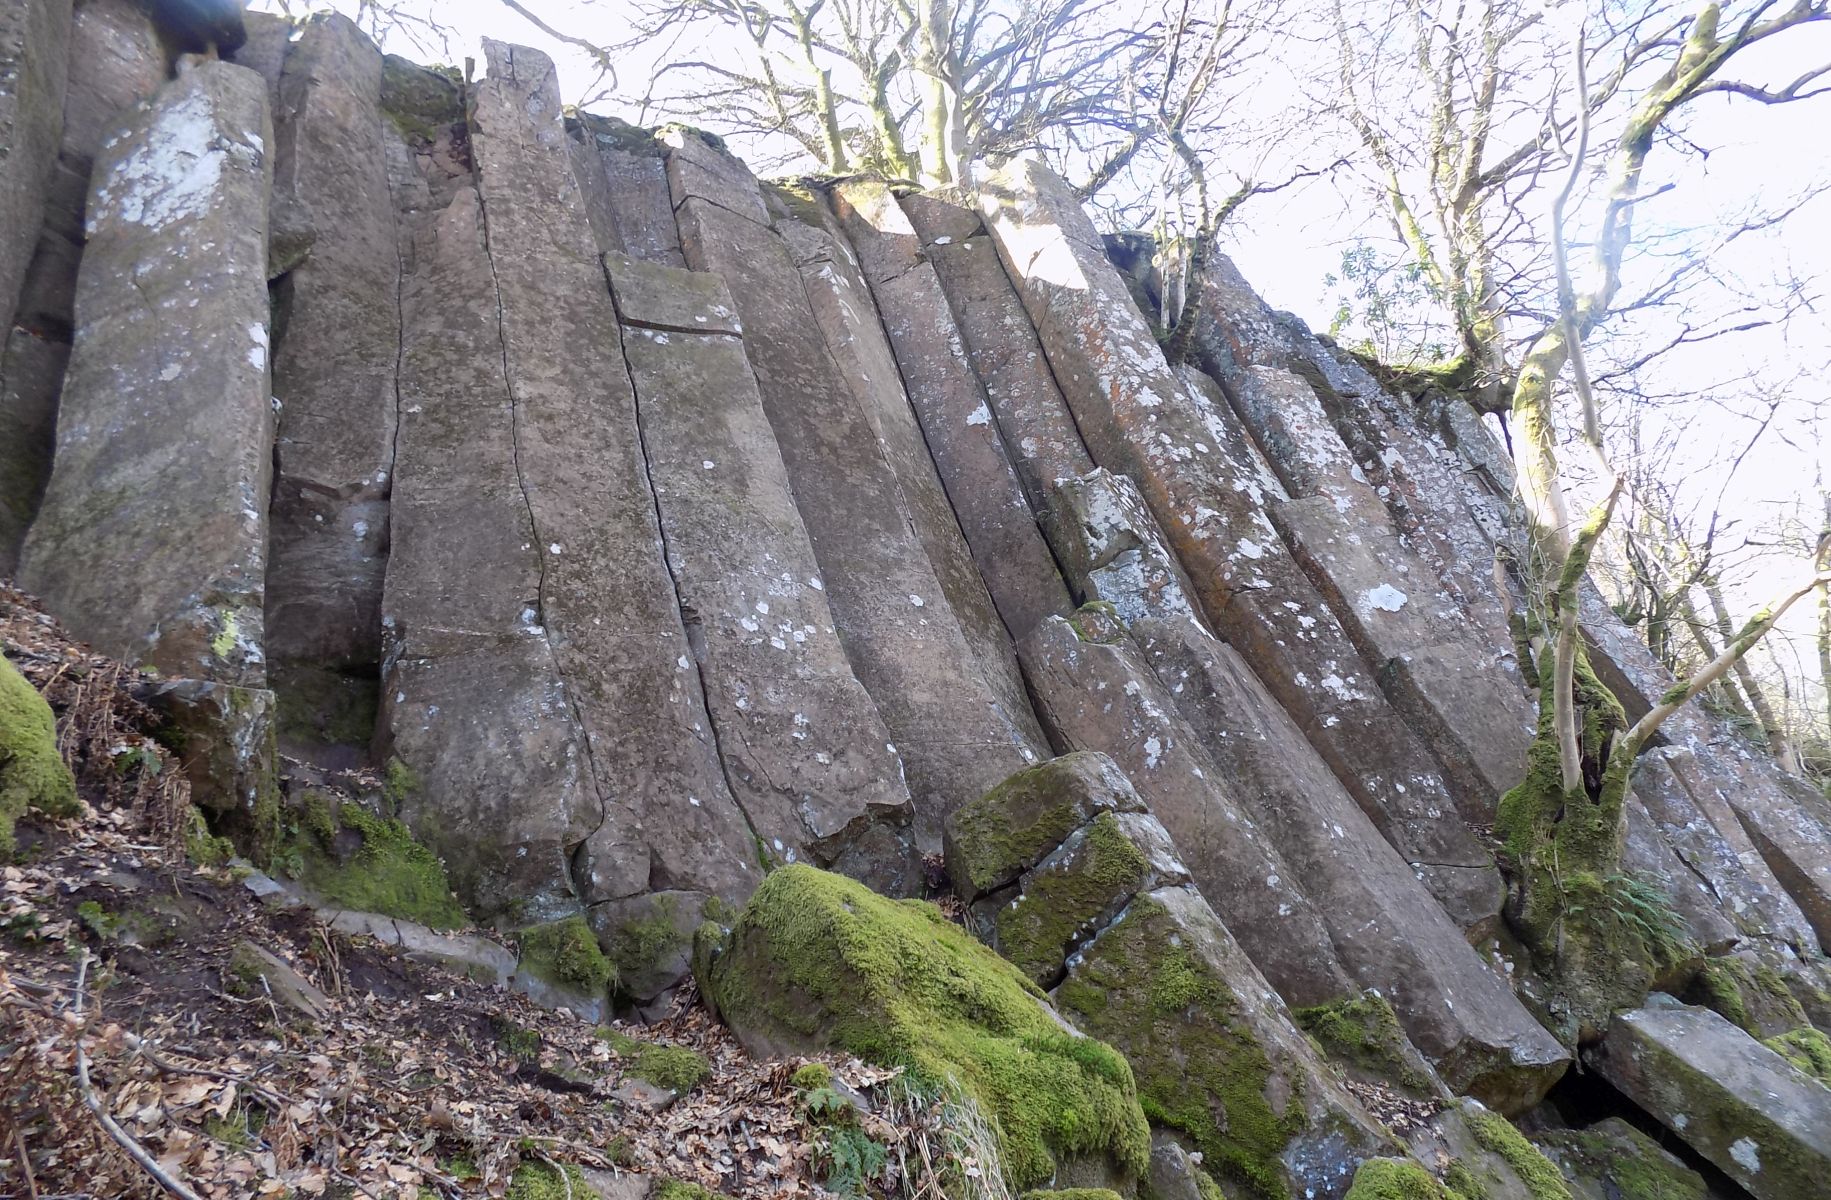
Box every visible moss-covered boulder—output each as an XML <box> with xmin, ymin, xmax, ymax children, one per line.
<box><xmin>991</xmin><ymin>810</ymin><xmax>1188</xmax><ymax>986</ymax></box>
<box><xmin>1533</xmin><ymin>1117</ymin><xmax>1706</xmax><ymax>1200</ymax></box>
<box><xmin>280</xmin><ymin>793</ymin><xmax>467</xmax><ymax>930</ymax></box>
<box><xmin>1403</xmin><ymin>1099</ymin><xmax>1571</xmax><ymax>1200</ymax></box>
<box><xmin>1763</xmin><ymin>1026</ymin><xmax>1831</xmax><ymax>1083</ymax></box>
<box><xmin>0</xmin><ymin>656</ymin><xmax>78</xmax><ymax>857</ymax></box>
<box><xmin>1296</xmin><ymin>992</ymin><xmax>1440</xmax><ymax>1099</ymax></box>
<box><xmin>1054</xmin><ymin>886</ymin><xmax>1391</xmax><ymax>1200</ymax></box>
<box><xmin>1683</xmin><ymin>953</ymin><xmax>1812</xmax><ymax>1039</ymax></box>
<box><xmin>695</xmin><ymin>863</ymin><xmax>1150</xmax><ymax>1189</ymax></box>
<box><xmin>946</xmin><ymin>751</ymin><xmax>1147</xmax><ymax>902</ymax></box>
<box><xmin>1343</xmin><ymin>1159</ymin><xmax>1448</xmax><ymax>1200</ymax></box>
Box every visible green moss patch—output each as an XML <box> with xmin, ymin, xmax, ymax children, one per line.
<box><xmin>997</xmin><ymin>812</ymin><xmax>1150</xmax><ymax>985</ymax></box>
<box><xmin>699</xmin><ymin>864</ymin><xmax>1150</xmax><ymax>1189</ymax></box>
<box><xmin>1765</xmin><ymin>1026</ymin><xmax>1831</xmax><ymax>1083</ymax></box>
<box><xmin>1020</xmin><ymin>1191</ymin><xmax>1125</xmax><ymax>1200</ymax></box>
<box><xmin>1296</xmin><ymin>992</ymin><xmax>1432</xmax><ymax>1094</ymax></box>
<box><xmin>1461</xmin><ymin>1109</ymin><xmax>1569</xmax><ymax>1200</ymax></box>
<box><xmin>282</xmin><ymin>797</ymin><xmax>466</xmax><ymax>930</ymax></box>
<box><xmin>519</xmin><ymin>916</ymin><xmax>615</xmax><ymax>995</ymax></box>
<box><xmin>791</xmin><ymin>1062</ymin><xmax>834</xmax><ymax>1091</ymax></box>
<box><xmin>595</xmin><ymin>1027</ymin><xmax>710</xmax><ymax>1092</ymax></box>
<box><xmin>1344</xmin><ymin>1159</ymin><xmax>1449</xmax><ymax>1200</ymax></box>
<box><xmin>945</xmin><ymin>751</ymin><xmax>1142</xmax><ymax>900</ymax></box>
<box><xmin>1052</xmin><ymin>893</ymin><xmax>1305</xmax><ymax>1200</ymax></box>
<box><xmin>506</xmin><ymin>1160</ymin><xmax>591</xmax><ymax>1200</ymax></box>
<box><xmin>0</xmin><ymin>656</ymin><xmax>79</xmax><ymax>858</ymax></box>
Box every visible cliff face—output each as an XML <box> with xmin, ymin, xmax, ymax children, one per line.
<box><xmin>5</xmin><ymin>7</ymin><xmax>1831</xmax><ymax>1198</ymax></box>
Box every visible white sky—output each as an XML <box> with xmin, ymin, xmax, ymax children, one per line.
<box><xmin>253</xmin><ymin>0</ymin><xmax>1831</xmax><ymax>734</ymax></box>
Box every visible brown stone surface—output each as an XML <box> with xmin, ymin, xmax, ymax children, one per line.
<box><xmin>667</xmin><ymin>135</ymin><xmax>1041</xmax><ymax>846</ymax></box>
<box><xmin>605</xmin><ymin>252</ymin><xmax>916</xmax><ymax>891</ymax></box>
<box><xmin>832</xmin><ymin>180</ymin><xmax>1070</xmax><ymax>640</ymax></box>
<box><xmin>1019</xmin><ymin>611</ymin><xmax>1354</xmax><ymax>1010</ymax></box>
<box><xmin>262</xmin><ymin>15</ymin><xmax>399</xmax><ymax>748</ymax></box>
<box><xmin>21</xmin><ymin>61</ymin><xmax>274</xmax><ymax>685</ymax></box>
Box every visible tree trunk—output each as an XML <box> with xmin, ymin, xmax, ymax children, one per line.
<box><xmin>1705</xmin><ymin>576</ymin><xmax>1791</xmax><ymax>765</ymax></box>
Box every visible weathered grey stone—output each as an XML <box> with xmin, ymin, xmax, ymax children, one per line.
<box><xmin>1054</xmin><ymin>885</ymin><xmax>1392</xmax><ymax>1200</ymax></box>
<box><xmin>146</xmin><ymin>679</ymin><xmax>277</xmax><ymax>825</ymax></box>
<box><xmin>977</xmin><ymin>163</ymin><xmax>1491</xmax><ymax>918</ymax></box>
<box><xmin>1406</xmin><ymin>1100</ymin><xmax>1581</xmax><ymax>1200</ymax></box>
<box><xmin>21</xmin><ymin>61</ymin><xmax>274</xmax><ymax>685</ymax></box>
<box><xmin>1587</xmin><ymin>1000</ymin><xmax>1831</xmax><ymax>1200</ymax></box>
<box><xmin>668</xmin><ymin>136</ymin><xmax>1041</xmax><ymax>846</ymax></box>
<box><xmin>604</xmin><ymin>250</ymin><xmax>741</xmax><ymax>334</ymax></box>
<box><xmin>771</xmin><ymin>185</ymin><xmax>1046</xmax><ymax>773</ymax></box>
<box><xmin>382</xmin><ymin>43</ymin><xmax>762</xmax><ymax>927</ymax></box>
<box><xmin>321</xmin><ymin>907</ymin><xmax>519</xmax><ymax>987</ymax></box>
<box><xmin>1041</xmin><ymin>466</ymin><xmax>1503</xmax><ymax>935</ymax></box>
<box><xmin>605</xmin><ymin>252</ymin><xmax>915</xmax><ymax>893</ymax></box>
<box><xmin>1617</xmin><ymin>795</ymin><xmax>1739</xmax><ymax>965</ymax></box>
<box><xmin>1019</xmin><ymin>610</ymin><xmax>1356</xmax><ymax>1010</ymax></box>
<box><xmin>229</xmin><ymin>940</ymin><xmax>330</xmax><ymax>1020</ymax></box>
<box><xmin>0</xmin><ymin>0</ymin><xmax>70</xmax><ymax>340</ymax></box>
<box><xmin>944</xmin><ymin>750</ymin><xmax>1146</xmax><ymax>901</ymax></box>
<box><xmin>833</xmin><ymin>179</ymin><xmax>1071</xmax><ymax>640</ymax></box>
<box><xmin>1</xmin><ymin>0</ymin><xmax>165</xmax><ymax>573</ymax></box>
<box><xmin>1532</xmin><ymin>1117</ymin><xmax>1707</xmax><ymax>1200</ymax></box>
<box><xmin>1145</xmin><ymin>1133</ymin><xmax>1213</xmax><ymax>1200</ymax></box>
<box><xmin>900</xmin><ymin>191</ymin><xmax>1095</xmax><ymax>510</ymax></box>
<box><xmin>262</xmin><ymin>15</ymin><xmax>399</xmax><ymax>754</ymax></box>
<box><xmin>226</xmin><ymin>9</ymin><xmax>292</xmax><ymax>106</ymax></box>
<box><xmin>1271</xmin><ymin>490</ymin><xmax>1537</xmax><ymax>808</ymax></box>
<box><xmin>572</xmin><ymin>114</ymin><xmax>683</xmax><ymax>267</ymax></box>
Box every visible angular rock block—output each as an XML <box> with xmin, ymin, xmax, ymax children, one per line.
<box><xmin>900</xmin><ymin>191</ymin><xmax>1095</xmax><ymax>509</ymax></box>
<box><xmin>605</xmin><ymin>250</ymin><xmax>916</xmax><ymax>892</ymax></box>
<box><xmin>263</xmin><ymin>15</ymin><xmax>400</xmax><ymax>709</ymax></box>
<box><xmin>22</xmin><ymin>61</ymin><xmax>275</xmax><ymax>685</ymax></box>
<box><xmin>1533</xmin><ymin>1117</ymin><xmax>1707</xmax><ymax>1200</ymax></box>
<box><xmin>1020</xmin><ymin>611</ymin><xmax>1355</xmax><ymax>1009</ymax></box>
<box><xmin>146</xmin><ymin>679</ymin><xmax>277</xmax><ymax>823</ymax></box>
<box><xmin>667</xmin><ymin>133</ymin><xmax>1041</xmax><ymax>844</ymax></box>
<box><xmin>944</xmin><ymin>750</ymin><xmax>1146</xmax><ymax>901</ymax></box>
<box><xmin>833</xmin><ymin>180</ymin><xmax>1071</xmax><ymax>640</ymax></box>
<box><xmin>568</xmin><ymin>114</ymin><xmax>684</xmax><ymax>266</ymax></box>
<box><xmin>1587</xmin><ymin>1000</ymin><xmax>1831</xmax><ymax>1200</ymax></box>
<box><xmin>1056</xmin><ymin>886</ymin><xmax>1391</xmax><ymax>1200</ymax></box>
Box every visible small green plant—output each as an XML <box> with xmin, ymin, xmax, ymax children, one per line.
<box><xmin>790</xmin><ymin>1061</ymin><xmax>834</xmax><ymax>1091</ymax></box>
<box><xmin>820</xmin><ymin>1126</ymin><xmax>888</xmax><ymax>1197</ymax></box>
<box><xmin>1598</xmin><ymin>872</ymin><xmax>1690</xmax><ymax>962</ymax></box>
<box><xmin>497</xmin><ymin>1021</ymin><xmax>542</xmax><ymax>1062</ymax></box>
<box><xmin>802</xmin><ymin>1084</ymin><xmax>852</xmax><ymax>1122</ymax></box>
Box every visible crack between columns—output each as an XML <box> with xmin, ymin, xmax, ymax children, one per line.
<box><xmin>469</xmin><ymin>59</ymin><xmax>614</xmax><ymax>907</ymax></box>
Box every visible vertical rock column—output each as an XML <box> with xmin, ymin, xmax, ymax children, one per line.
<box><xmin>262</xmin><ymin>14</ymin><xmax>400</xmax><ymax>760</ymax></box>
<box><xmin>381</xmin><ymin>43</ymin><xmax>762</xmax><ymax>936</ymax></box>
<box><xmin>19</xmin><ymin>60</ymin><xmax>277</xmax><ymax>820</ymax></box>
<box><xmin>22</xmin><ymin>61</ymin><xmax>273</xmax><ymax>682</ymax></box>
<box><xmin>830</xmin><ymin>179</ymin><xmax>1071</xmax><ymax>640</ymax></box>
<box><xmin>603</xmin><ymin>250</ymin><xmax>917</xmax><ymax>903</ymax></box>
<box><xmin>665</xmin><ymin>130</ymin><xmax>1043</xmax><ymax>844</ymax></box>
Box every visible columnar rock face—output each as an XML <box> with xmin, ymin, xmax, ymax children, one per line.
<box><xmin>383</xmin><ymin>43</ymin><xmax>761</xmax><ymax>928</ymax></box>
<box><xmin>604</xmin><ymin>250</ymin><xmax>916</xmax><ymax>891</ymax></box>
<box><xmin>0</xmin><ymin>0</ymin><xmax>70</xmax><ymax>340</ymax></box>
<box><xmin>666</xmin><ymin>131</ymin><xmax>1043</xmax><ymax>844</ymax></box>
<box><xmin>831</xmin><ymin>179</ymin><xmax>1071</xmax><ymax>640</ymax></box>
<box><xmin>1588</xmin><ymin>1001</ymin><xmax>1831</xmax><ymax>1200</ymax></box>
<box><xmin>21</xmin><ymin>60</ymin><xmax>274</xmax><ymax>684</ymax></box>
<box><xmin>262</xmin><ymin>15</ymin><xmax>401</xmax><ymax>754</ymax></box>
<box><xmin>2</xmin><ymin>0</ymin><xmax>159</xmax><ymax>572</ymax></box>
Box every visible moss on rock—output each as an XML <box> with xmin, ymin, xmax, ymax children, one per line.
<box><xmin>1053</xmin><ymin>891</ymin><xmax>1324</xmax><ymax>1200</ymax></box>
<box><xmin>595</xmin><ymin>1027</ymin><xmax>711</xmax><ymax>1092</ymax></box>
<box><xmin>505</xmin><ymin>1160</ymin><xmax>591</xmax><ymax>1200</ymax></box>
<box><xmin>655</xmin><ymin>1182</ymin><xmax>732</xmax><ymax>1200</ymax></box>
<box><xmin>997</xmin><ymin>812</ymin><xmax>1151</xmax><ymax>985</ymax></box>
<box><xmin>0</xmin><ymin>656</ymin><xmax>79</xmax><ymax>858</ymax></box>
<box><xmin>1533</xmin><ymin>1118</ymin><xmax>1705</xmax><ymax>1200</ymax></box>
<box><xmin>1764</xmin><ymin>1026</ymin><xmax>1831</xmax><ymax>1083</ymax></box>
<box><xmin>283</xmin><ymin>798</ymin><xmax>467</xmax><ymax>930</ymax></box>
<box><xmin>1020</xmin><ymin>1191</ymin><xmax>1125</xmax><ymax>1200</ymax></box>
<box><xmin>699</xmin><ymin>864</ymin><xmax>1150</xmax><ymax>1189</ymax></box>
<box><xmin>1344</xmin><ymin>1159</ymin><xmax>1450</xmax><ymax>1200</ymax></box>
<box><xmin>520</xmin><ymin>916</ymin><xmax>616</xmax><ymax>995</ymax></box>
<box><xmin>1461</xmin><ymin>1109</ymin><xmax>1569</xmax><ymax>1200</ymax></box>
<box><xmin>1295</xmin><ymin>992</ymin><xmax>1432</xmax><ymax>1095</ymax></box>
<box><xmin>945</xmin><ymin>751</ymin><xmax>1144</xmax><ymax>901</ymax></box>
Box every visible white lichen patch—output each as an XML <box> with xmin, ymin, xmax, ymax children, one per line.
<box><xmin>1728</xmin><ymin>1138</ymin><xmax>1760</xmax><ymax>1174</ymax></box>
<box><xmin>1361</xmin><ymin>584</ymin><xmax>1409</xmax><ymax>613</ymax></box>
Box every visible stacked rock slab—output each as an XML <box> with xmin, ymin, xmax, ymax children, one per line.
<box><xmin>946</xmin><ymin>752</ymin><xmax>1394</xmax><ymax>1200</ymax></box>
<box><xmin>261</xmin><ymin>14</ymin><xmax>401</xmax><ymax>758</ymax></box>
<box><xmin>567</xmin><ymin>113</ymin><xmax>684</xmax><ymax>267</ymax></box>
<box><xmin>974</xmin><ymin>159</ymin><xmax>1493</xmax><ymax>898</ymax></box>
<box><xmin>21</xmin><ymin>60</ymin><xmax>273</xmax><ymax>686</ymax></box>
<box><xmin>381</xmin><ymin>43</ymin><xmax>762</xmax><ymax>935</ymax></box>
<box><xmin>1587</xmin><ymin>1000</ymin><xmax>1831</xmax><ymax>1200</ymax></box>
<box><xmin>830</xmin><ymin>179</ymin><xmax>1072</xmax><ymax>640</ymax></box>
<box><xmin>602</xmin><ymin>249</ymin><xmax>916</xmax><ymax>896</ymax></box>
<box><xmin>664</xmin><ymin>130</ymin><xmax>1043</xmax><ymax>845</ymax></box>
